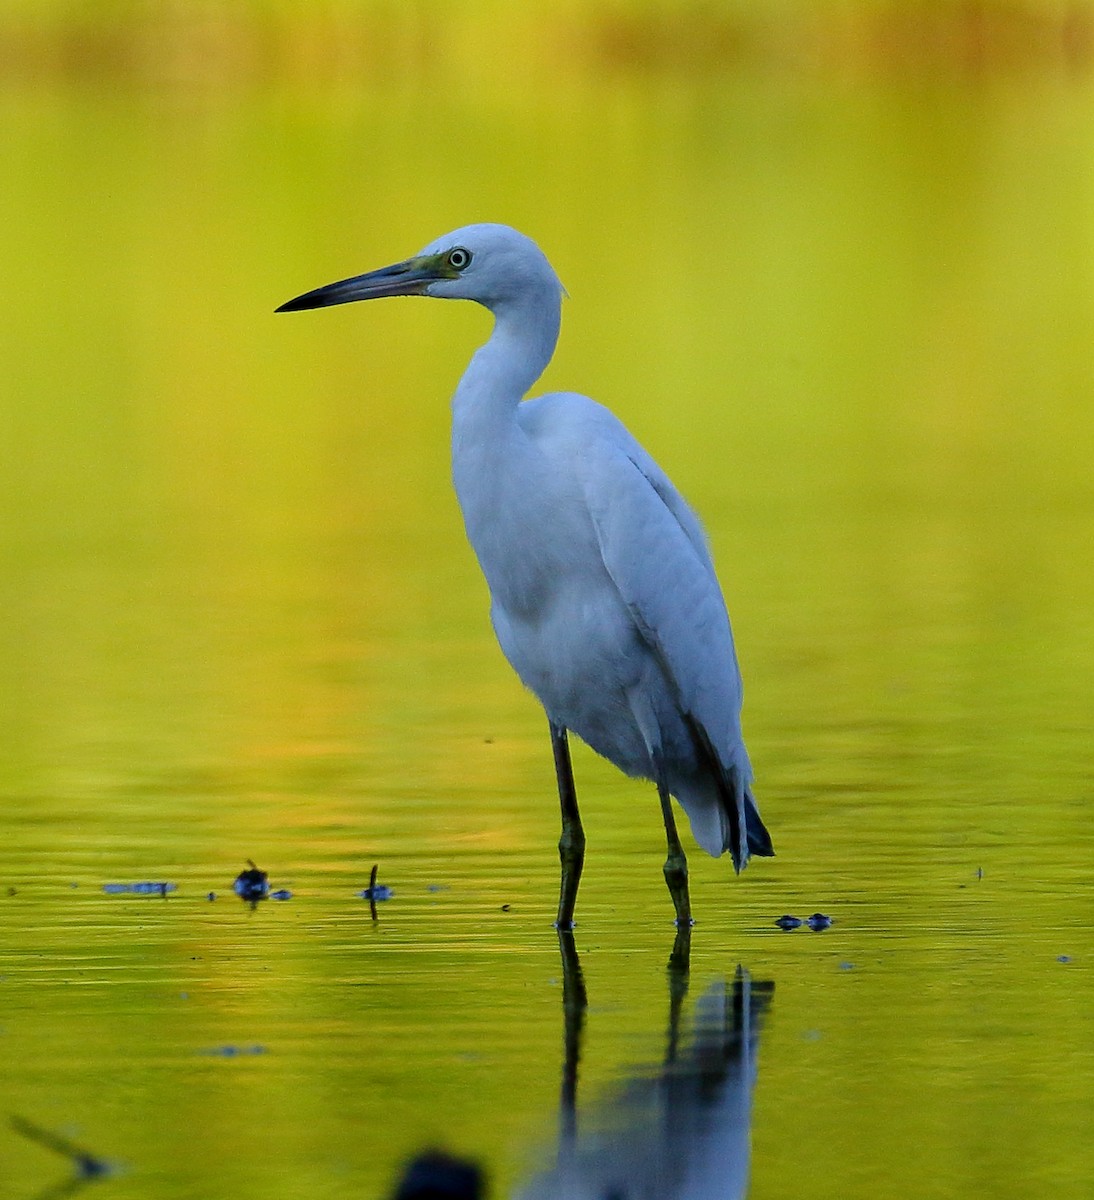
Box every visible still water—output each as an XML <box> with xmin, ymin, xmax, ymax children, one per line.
<box><xmin>2</xmin><ymin>9</ymin><xmax>1093</xmax><ymax>1198</ymax></box>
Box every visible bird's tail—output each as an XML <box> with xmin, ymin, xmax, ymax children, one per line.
<box><xmin>719</xmin><ymin>768</ymin><xmax>775</xmax><ymax>873</ymax></box>
<box><xmin>683</xmin><ymin>716</ymin><xmax>774</xmax><ymax>872</ymax></box>
<box><xmin>743</xmin><ymin>785</ymin><xmax>774</xmax><ymax>860</ymax></box>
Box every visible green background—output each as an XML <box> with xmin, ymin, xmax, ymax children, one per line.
<box><xmin>1</xmin><ymin>4</ymin><xmax>1092</xmax><ymax>1197</ymax></box>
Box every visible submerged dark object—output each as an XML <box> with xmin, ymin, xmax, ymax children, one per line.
<box><xmin>233</xmin><ymin>860</ymin><xmax>270</xmax><ymax>901</ymax></box>
<box><xmin>392</xmin><ymin>1151</ymin><xmax>484</xmax><ymax>1200</ymax></box>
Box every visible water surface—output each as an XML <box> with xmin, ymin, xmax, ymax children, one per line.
<box><xmin>1</xmin><ymin>10</ymin><xmax>1093</xmax><ymax>1198</ymax></box>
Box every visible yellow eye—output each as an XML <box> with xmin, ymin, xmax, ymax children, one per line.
<box><xmin>447</xmin><ymin>247</ymin><xmax>472</xmax><ymax>271</ymax></box>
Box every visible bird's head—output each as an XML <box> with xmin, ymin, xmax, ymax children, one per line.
<box><xmin>276</xmin><ymin>223</ymin><xmax>564</xmax><ymax>315</ymax></box>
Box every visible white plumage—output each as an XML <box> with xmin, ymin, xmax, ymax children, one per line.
<box><xmin>278</xmin><ymin>222</ymin><xmax>773</xmax><ymax>926</ymax></box>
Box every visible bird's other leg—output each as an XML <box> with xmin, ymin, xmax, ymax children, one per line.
<box><xmin>550</xmin><ymin>721</ymin><xmax>585</xmax><ymax>931</ymax></box>
<box><xmin>657</xmin><ymin>778</ymin><xmax>693</xmax><ymax>928</ymax></box>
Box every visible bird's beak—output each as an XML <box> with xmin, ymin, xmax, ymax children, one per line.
<box><xmin>276</xmin><ymin>254</ymin><xmax>450</xmax><ymax>313</ymax></box>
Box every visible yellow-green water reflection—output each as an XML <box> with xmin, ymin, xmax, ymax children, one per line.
<box><xmin>2</xmin><ymin>10</ymin><xmax>1094</xmax><ymax>1199</ymax></box>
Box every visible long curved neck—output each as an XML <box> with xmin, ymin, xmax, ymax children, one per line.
<box><xmin>449</xmin><ymin>280</ymin><xmax>563</xmax><ymax>589</ymax></box>
<box><xmin>451</xmin><ymin>288</ymin><xmax>561</xmax><ymax>440</ymax></box>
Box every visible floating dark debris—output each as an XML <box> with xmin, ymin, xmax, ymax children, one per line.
<box><xmin>360</xmin><ymin>863</ymin><xmax>393</xmax><ymax>920</ymax></box>
<box><xmin>269</xmin><ymin>889</ymin><xmax>293</xmax><ymax>901</ymax></box>
<box><xmin>775</xmin><ymin>912</ymin><xmax>834</xmax><ymax>931</ymax></box>
<box><xmin>200</xmin><ymin>1044</ymin><xmax>267</xmax><ymax>1057</ymax></box>
<box><xmin>103</xmin><ymin>881</ymin><xmax>177</xmax><ymax>897</ymax></box>
<box><xmin>233</xmin><ymin>860</ymin><xmax>270</xmax><ymax>901</ymax></box>
<box><xmin>359</xmin><ymin>861</ymin><xmax>393</xmax><ymax>904</ymax></box>
<box><xmin>11</xmin><ymin>1114</ymin><xmax>112</xmax><ymax>1181</ymax></box>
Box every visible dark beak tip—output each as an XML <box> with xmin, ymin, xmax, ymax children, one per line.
<box><xmin>275</xmin><ymin>295</ymin><xmax>312</xmax><ymax>314</ymax></box>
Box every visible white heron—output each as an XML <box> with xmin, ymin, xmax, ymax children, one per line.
<box><xmin>277</xmin><ymin>223</ymin><xmax>773</xmax><ymax>928</ymax></box>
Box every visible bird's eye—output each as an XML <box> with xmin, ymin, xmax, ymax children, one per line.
<box><xmin>447</xmin><ymin>247</ymin><xmax>472</xmax><ymax>271</ymax></box>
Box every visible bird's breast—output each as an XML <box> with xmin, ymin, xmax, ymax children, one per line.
<box><xmin>453</xmin><ymin>422</ymin><xmax>590</xmax><ymax>615</ymax></box>
<box><xmin>451</xmin><ymin>398</ymin><xmax>656</xmax><ymax>771</ymax></box>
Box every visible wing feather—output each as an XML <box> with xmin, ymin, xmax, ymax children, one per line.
<box><xmin>577</xmin><ymin>435</ymin><xmax>752</xmax><ymax>864</ymax></box>
<box><xmin>519</xmin><ymin>393</ymin><xmax>767</xmax><ymax>866</ymax></box>
<box><xmin>582</xmin><ymin>447</ymin><xmax>743</xmax><ymax>734</ymax></box>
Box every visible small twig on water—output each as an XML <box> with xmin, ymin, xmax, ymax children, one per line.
<box><xmin>11</xmin><ymin>1115</ymin><xmax>109</xmax><ymax>1178</ymax></box>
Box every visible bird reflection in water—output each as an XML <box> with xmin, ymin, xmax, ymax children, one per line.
<box><xmin>391</xmin><ymin>931</ymin><xmax>773</xmax><ymax>1199</ymax></box>
<box><xmin>519</xmin><ymin>930</ymin><xmax>773</xmax><ymax>1200</ymax></box>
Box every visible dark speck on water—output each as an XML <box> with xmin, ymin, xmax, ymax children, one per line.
<box><xmin>775</xmin><ymin>915</ymin><xmax>804</xmax><ymax>930</ymax></box>
<box><xmin>269</xmin><ymin>888</ymin><xmax>293</xmax><ymax>901</ymax></box>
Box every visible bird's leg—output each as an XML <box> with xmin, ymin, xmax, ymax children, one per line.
<box><xmin>657</xmin><ymin>782</ymin><xmax>693</xmax><ymax>928</ymax></box>
<box><xmin>550</xmin><ymin>721</ymin><xmax>585</xmax><ymax>930</ymax></box>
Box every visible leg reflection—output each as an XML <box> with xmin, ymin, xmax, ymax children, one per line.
<box><xmin>556</xmin><ymin>928</ymin><xmax>588</xmax><ymax>1171</ymax></box>
<box><xmin>666</xmin><ymin>922</ymin><xmax>691</xmax><ymax>1065</ymax></box>
<box><xmin>519</xmin><ymin>935</ymin><xmax>774</xmax><ymax>1200</ymax></box>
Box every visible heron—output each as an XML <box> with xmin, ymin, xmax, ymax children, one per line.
<box><xmin>277</xmin><ymin>223</ymin><xmax>773</xmax><ymax>928</ymax></box>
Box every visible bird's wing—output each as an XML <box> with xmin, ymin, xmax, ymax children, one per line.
<box><xmin>520</xmin><ymin>393</ymin><xmax>758</xmax><ymax>865</ymax></box>
<box><xmin>556</xmin><ymin>404</ymin><xmax>742</xmax><ymax>731</ymax></box>
<box><xmin>580</xmin><ymin>426</ymin><xmax>754</xmax><ymax>866</ymax></box>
